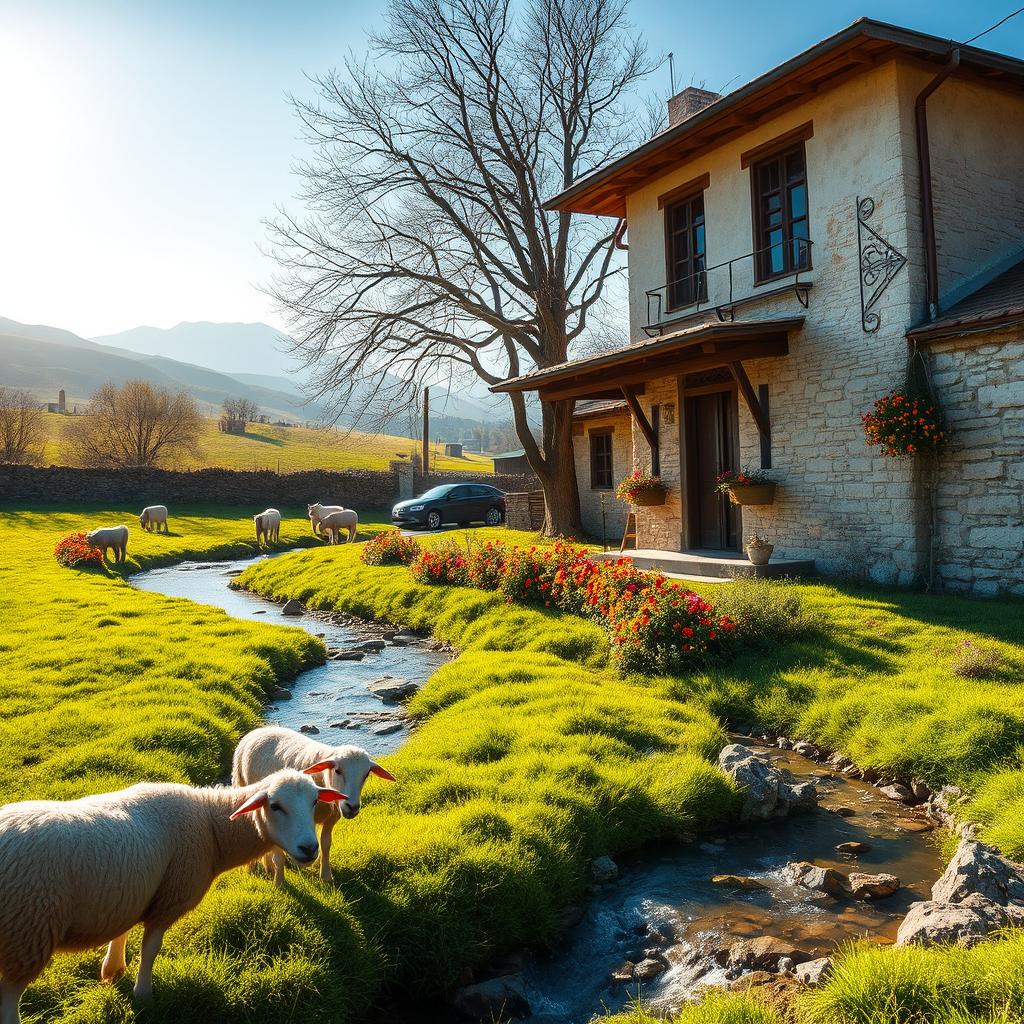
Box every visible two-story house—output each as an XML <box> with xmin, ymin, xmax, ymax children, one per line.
<box><xmin>493</xmin><ymin>18</ymin><xmax>1024</xmax><ymax>596</ymax></box>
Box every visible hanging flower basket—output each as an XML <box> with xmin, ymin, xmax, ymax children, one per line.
<box><xmin>615</xmin><ymin>468</ymin><xmax>666</xmax><ymax>506</ymax></box>
<box><xmin>862</xmin><ymin>390</ymin><xmax>947</xmax><ymax>459</ymax></box>
<box><xmin>715</xmin><ymin>469</ymin><xmax>776</xmax><ymax>505</ymax></box>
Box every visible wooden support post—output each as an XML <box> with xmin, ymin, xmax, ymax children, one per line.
<box><xmin>621</xmin><ymin>386</ymin><xmax>659</xmax><ymax>468</ymax></box>
<box><xmin>729</xmin><ymin>362</ymin><xmax>771</xmax><ymax>443</ymax></box>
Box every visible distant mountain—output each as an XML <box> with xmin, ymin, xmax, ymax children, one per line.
<box><xmin>91</xmin><ymin>322</ymin><xmax>299</xmax><ymax>378</ymax></box>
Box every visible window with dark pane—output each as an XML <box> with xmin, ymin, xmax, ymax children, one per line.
<box><xmin>752</xmin><ymin>144</ymin><xmax>810</xmax><ymax>282</ymax></box>
<box><xmin>665</xmin><ymin>191</ymin><xmax>707</xmax><ymax>309</ymax></box>
<box><xmin>589</xmin><ymin>429</ymin><xmax>614</xmax><ymax>489</ymax></box>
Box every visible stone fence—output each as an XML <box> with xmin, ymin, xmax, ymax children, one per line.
<box><xmin>0</xmin><ymin>464</ymin><xmax>539</xmax><ymax>511</ymax></box>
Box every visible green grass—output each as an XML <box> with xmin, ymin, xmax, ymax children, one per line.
<box><xmin>38</xmin><ymin>414</ymin><xmax>495</xmax><ymax>473</ymax></box>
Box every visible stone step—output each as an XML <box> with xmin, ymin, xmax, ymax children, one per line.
<box><xmin>592</xmin><ymin>548</ymin><xmax>816</xmax><ymax>580</ymax></box>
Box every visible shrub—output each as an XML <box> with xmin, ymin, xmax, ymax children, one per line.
<box><xmin>951</xmin><ymin>638</ymin><xmax>1003</xmax><ymax>680</ymax></box>
<box><xmin>862</xmin><ymin>390</ymin><xmax>946</xmax><ymax>458</ymax></box>
<box><xmin>499</xmin><ymin>541</ymin><xmax>591</xmax><ymax>608</ymax></box>
<box><xmin>608</xmin><ymin>578</ymin><xmax>736</xmax><ymax>675</ymax></box>
<box><xmin>463</xmin><ymin>538</ymin><xmax>508</xmax><ymax>590</ymax></box>
<box><xmin>713</xmin><ymin>577</ymin><xmax>821</xmax><ymax>649</ymax></box>
<box><xmin>409</xmin><ymin>539</ymin><xmax>469</xmax><ymax>586</ymax></box>
<box><xmin>360</xmin><ymin>530</ymin><xmax>421</xmax><ymax>567</ymax></box>
<box><xmin>53</xmin><ymin>531</ymin><xmax>104</xmax><ymax>569</ymax></box>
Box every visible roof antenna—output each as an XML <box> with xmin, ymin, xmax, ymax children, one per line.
<box><xmin>668</xmin><ymin>52</ymin><xmax>676</xmax><ymax>95</ymax></box>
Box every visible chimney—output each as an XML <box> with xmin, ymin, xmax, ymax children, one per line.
<box><xmin>667</xmin><ymin>86</ymin><xmax>721</xmax><ymax>128</ymax></box>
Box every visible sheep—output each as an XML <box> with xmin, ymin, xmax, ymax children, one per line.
<box><xmin>318</xmin><ymin>508</ymin><xmax>358</xmax><ymax>545</ymax></box>
<box><xmin>253</xmin><ymin>508</ymin><xmax>281</xmax><ymax>545</ymax></box>
<box><xmin>0</xmin><ymin>769</ymin><xmax>345</xmax><ymax>1024</ymax></box>
<box><xmin>232</xmin><ymin>725</ymin><xmax>395</xmax><ymax>885</ymax></box>
<box><xmin>85</xmin><ymin>525</ymin><xmax>129</xmax><ymax>563</ymax></box>
<box><xmin>307</xmin><ymin>502</ymin><xmax>344</xmax><ymax>536</ymax></box>
<box><xmin>138</xmin><ymin>505</ymin><xmax>169</xmax><ymax>533</ymax></box>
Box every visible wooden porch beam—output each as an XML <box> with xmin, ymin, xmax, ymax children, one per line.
<box><xmin>729</xmin><ymin>361</ymin><xmax>771</xmax><ymax>442</ymax></box>
<box><xmin>621</xmin><ymin>386</ymin><xmax>658</xmax><ymax>458</ymax></box>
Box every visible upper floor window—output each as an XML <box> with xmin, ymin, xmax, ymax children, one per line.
<box><xmin>665</xmin><ymin>190</ymin><xmax>707</xmax><ymax>310</ymax></box>
<box><xmin>752</xmin><ymin>143</ymin><xmax>810</xmax><ymax>282</ymax></box>
<box><xmin>589</xmin><ymin>428</ymin><xmax>614</xmax><ymax>489</ymax></box>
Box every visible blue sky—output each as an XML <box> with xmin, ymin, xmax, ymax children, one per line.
<box><xmin>2</xmin><ymin>0</ymin><xmax>1022</xmax><ymax>339</ymax></box>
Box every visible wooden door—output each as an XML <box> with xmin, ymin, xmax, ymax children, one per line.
<box><xmin>685</xmin><ymin>390</ymin><xmax>740</xmax><ymax>550</ymax></box>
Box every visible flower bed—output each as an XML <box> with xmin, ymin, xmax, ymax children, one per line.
<box><xmin>407</xmin><ymin>535</ymin><xmax>735</xmax><ymax>673</ymax></box>
<box><xmin>862</xmin><ymin>391</ymin><xmax>946</xmax><ymax>458</ymax></box>
<box><xmin>360</xmin><ymin>530</ymin><xmax>421</xmax><ymax>566</ymax></box>
<box><xmin>53</xmin><ymin>531</ymin><xmax>104</xmax><ymax>569</ymax></box>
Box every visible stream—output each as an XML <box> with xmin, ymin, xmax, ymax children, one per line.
<box><xmin>132</xmin><ymin>554</ymin><xmax>944</xmax><ymax>1023</ymax></box>
<box><xmin>131</xmin><ymin>552</ymin><xmax>449</xmax><ymax>750</ymax></box>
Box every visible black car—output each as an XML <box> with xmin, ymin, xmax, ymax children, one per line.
<box><xmin>392</xmin><ymin>483</ymin><xmax>506</xmax><ymax>530</ymax></box>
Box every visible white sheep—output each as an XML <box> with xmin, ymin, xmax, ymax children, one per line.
<box><xmin>138</xmin><ymin>505</ymin><xmax>169</xmax><ymax>533</ymax></box>
<box><xmin>0</xmin><ymin>769</ymin><xmax>345</xmax><ymax>1023</ymax></box>
<box><xmin>307</xmin><ymin>502</ymin><xmax>345</xmax><ymax>536</ymax></box>
<box><xmin>232</xmin><ymin>726</ymin><xmax>395</xmax><ymax>885</ymax></box>
<box><xmin>85</xmin><ymin>525</ymin><xmax>129</xmax><ymax>563</ymax></box>
<box><xmin>318</xmin><ymin>508</ymin><xmax>358</xmax><ymax>545</ymax></box>
<box><xmin>253</xmin><ymin>508</ymin><xmax>281</xmax><ymax>545</ymax></box>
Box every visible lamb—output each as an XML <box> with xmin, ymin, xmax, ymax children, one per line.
<box><xmin>0</xmin><ymin>769</ymin><xmax>345</xmax><ymax>1024</ymax></box>
<box><xmin>307</xmin><ymin>502</ymin><xmax>344</xmax><ymax>536</ymax></box>
<box><xmin>138</xmin><ymin>505</ymin><xmax>169</xmax><ymax>533</ymax></box>
<box><xmin>318</xmin><ymin>508</ymin><xmax>358</xmax><ymax>545</ymax></box>
<box><xmin>85</xmin><ymin>525</ymin><xmax>129</xmax><ymax>563</ymax></box>
<box><xmin>253</xmin><ymin>508</ymin><xmax>281</xmax><ymax>545</ymax></box>
<box><xmin>232</xmin><ymin>725</ymin><xmax>395</xmax><ymax>885</ymax></box>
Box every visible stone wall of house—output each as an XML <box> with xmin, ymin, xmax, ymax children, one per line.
<box><xmin>631</xmin><ymin>377</ymin><xmax>684</xmax><ymax>550</ymax></box>
<box><xmin>0</xmin><ymin>464</ymin><xmax>535</xmax><ymax>511</ymax></box>
<box><xmin>927</xmin><ymin>330</ymin><xmax>1024</xmax><ymax>597</ymax></box>
<box><xmin>572</xmin><ymin>410</ymin><xmax>632</xmax><ymax>544</ymax></box>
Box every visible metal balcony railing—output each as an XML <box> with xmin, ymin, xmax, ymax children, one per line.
<box><xmin>644</xmin><ymin>238</ymin><xmax>814</xmax><ymax>336</ymax></box>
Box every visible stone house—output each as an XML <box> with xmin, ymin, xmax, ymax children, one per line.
<box><xmin>494</xmin><ymin>18</ymin><xmax>1024</xmax><ymax>595</ymax></box>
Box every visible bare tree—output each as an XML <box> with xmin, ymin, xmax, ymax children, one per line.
<box><xmin>220</xmin><ymin>396</ymin><xmax>261</xmax><ymax>434</ymax></box>
<box><xmin>267</xmin><ymin>0</ymin><xmax>655</xmax><ymax>534</ymax></box>
<box><xmin>0</xmin><ymin>388</ymin><xmax>46</xmax><ymax>465</ymax></box>
<box><xmin>68</xmin><ymin>380</ymin><xmax>203</xmax><ymax>469</ymax></box>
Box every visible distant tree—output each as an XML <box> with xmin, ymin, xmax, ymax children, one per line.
<box><xmin>68</xmin><ymin>380</ymin><xmax>202</xmax><ymax>469</ymax></box>
<box><xmin>267</xmin><ymin>0</ymin><xmax>655</xmax><ymax>535</ymax></box>
<box><xmin>0</xmin><ymin>387</ymin><xmax>45</xmax><ymax>465</ymax></box>
<box><xmin>220</xmin><ymin>396</ymin><xmax>260</xmax><ymax>434</ymax></box>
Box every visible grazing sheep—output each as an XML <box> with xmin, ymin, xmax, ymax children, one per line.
<box><xmin>318</xmin><ymin>508</ymin><xmax>358</xmax><ymax>545</ymax></box>
<box><xmin>0</xmin><ymin>769</ymin><xmax>345</xmax><ymax>1023</ymax></box>
<box><xmin>254</xmin><ymin>508</ymin><xmax>281</xmax><ymax>545</ymax></box>
<box><xmin>138</xmin><ymin>505</ymin><xmax>169</xmax><ymax>533</ymax></box>
<box><xmin>85</xmin><ymin>525</ymin><xmax>129</xmax><ymax>563</ymax></box>
<box><xmin>232</xmin><ymin>726</ymin><xmax>395</xmax><ymax>884</ymax></box>
<box><xmin>307</xmin><ymin>502</ymin><xmax>344</xmax><ymax>536</ymax></box>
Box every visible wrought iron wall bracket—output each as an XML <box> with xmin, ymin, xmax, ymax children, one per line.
<box><xmin>857</xmin><ymin>196</ymin><xmax>907</xmax><ymax>333</ymax></box>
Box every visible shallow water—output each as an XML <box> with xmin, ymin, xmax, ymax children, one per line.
<box><xmin>521</xmin><ymin>737</ymin><xmax>944</xmax><ymax>1022</ymax></box>
<box><xmin>131</xmin><ymin>553</ymin><xmax>449</xmax><ymax>753</ymax></box>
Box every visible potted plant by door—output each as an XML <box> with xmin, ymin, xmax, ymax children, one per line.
<box><xmin>745</xmin><ymin>531</ymin><xmax>774</xmax><ymax>566</ymax></box>
<box><xmin>616</xmin><ymin>468</ymin><xmax>666</xmax><ymax>507</ymax></box>
<box><xmin>715</xmin><ymin>468</ymin><xmax>776</xmax><ymax>505</ymax></box>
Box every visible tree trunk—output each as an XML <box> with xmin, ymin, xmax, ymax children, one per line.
<box><xmin>537</xmin><ymin>399</ymin><xmax>584</xmax><ymax>537</ymax></box>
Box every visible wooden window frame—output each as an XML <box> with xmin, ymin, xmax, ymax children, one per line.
<box><xmin>748</xmin><ymin>130</ymin><xmax>812</xmax><ymax>285</ymax></box>
<box><xmin>663</xmin><ymin>185</ymin><xmax>708</xmax><ymax>312</ymax></box>
<box><xmin>589</xmin><ymin>427</ymin><xmax>614</xmax><ymax>490</ymax></box>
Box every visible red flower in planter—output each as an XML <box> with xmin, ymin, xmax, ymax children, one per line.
<box><xmin>862</xmin><ymin>391</ymin><xmax>947</xmax><ymax>458</ymax></box>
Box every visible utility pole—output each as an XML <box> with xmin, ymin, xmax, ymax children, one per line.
<box><xmin>422</xmin><ymin>387</ymin><xmax>430</xmax><ymax>472</ymax></box>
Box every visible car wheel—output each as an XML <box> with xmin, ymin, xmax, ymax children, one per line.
<box><xmin>485</xmin><ymin>506</ymin><xmax>503</xmax><ymax>527</ymax></box>
<box><xmin>427</xmin><ymin>510</ymin><xmax>442</xmax><ymax>530</ymax></box>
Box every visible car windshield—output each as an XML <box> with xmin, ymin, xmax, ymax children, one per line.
<box><xmin>416</xmin><ymin>485</ymin><xmax>455</xmax><ymax>501</ymax></box>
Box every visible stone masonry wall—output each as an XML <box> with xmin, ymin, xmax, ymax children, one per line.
<box><xmin>0</xmin><ymin>465</ymin><xmax>535</xmax><ymax>511</ymax></box>
<box><xmin>572</xmin><ymin>411</ymin><xmax>632</xmax><ymax>544</ymax></box>
<box><xmin>928</xmin><ymin>330</ymin><xmax>1024</xmax><ymax>597</ymax></box>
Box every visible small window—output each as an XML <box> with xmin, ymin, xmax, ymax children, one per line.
<box><xmin>665</xmin><ymin>192</ymin><xmax>707</xmax><ymax>309</ymax></box>
<box><xmin>589</xmin><ymin>429</ymin><xmax>614</xmax><ymax>490</ymax></box>
<box><xmin>752</xmin><ymin>143</ymin><xmax>810</xmax><ymax>282</ymax></box>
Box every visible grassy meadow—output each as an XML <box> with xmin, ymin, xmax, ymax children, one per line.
<box><xmin>36</xmin><ymin>413</ymin><xmax>495</xmax><ymax>473</ymax></box>
<box><xmin>3</xmin><ymin>507</ymin><xmax>1024</xmax><ymax>1023</ymax></box>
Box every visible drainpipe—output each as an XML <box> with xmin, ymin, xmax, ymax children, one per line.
<box><xmin>915</xmin><ymin>47</ymin><xmax>960</xmax><ymax>320</ymax></box>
